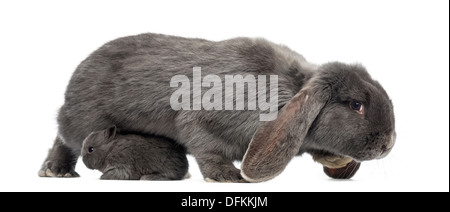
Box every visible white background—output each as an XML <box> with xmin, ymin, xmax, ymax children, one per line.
<box><xmin>0</xmin><ymin>0</ymin><xmax>448</xmax><ymax>192</ymax></box>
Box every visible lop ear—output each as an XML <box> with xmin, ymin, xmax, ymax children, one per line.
<box><xmin>104</xmin><ymin>125</ymin><xmax>117</xmax><ymax>140</ymax></box>
<box><xmin>241</xmin><ymin>89</ymin><xmax>328</xmax><ymax>182</ymax></box>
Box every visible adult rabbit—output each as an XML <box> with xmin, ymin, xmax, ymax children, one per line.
<box><xmin>38</xmin><ymin>33</ymin><xmax>395</xmax><ymax>182</ymax></box>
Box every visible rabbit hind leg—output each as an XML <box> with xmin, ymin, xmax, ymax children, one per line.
<box><xmin>38</xmin><ymin>136</ymin><xmax>80</xmax><ymax>178</ymax></box>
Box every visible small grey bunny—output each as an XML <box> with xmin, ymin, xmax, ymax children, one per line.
<box><xmin>81</xmin><ymin>126</ymin><xmax>188</xmax><ymax>180</ymax></box>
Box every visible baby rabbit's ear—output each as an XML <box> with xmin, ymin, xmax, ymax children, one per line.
<box><xmin>241</xmin><ymin>88</ymin><xmax>329</xmax><ymax>182</ymax></box>
<box><xmin>104</xmin><ymin>125</ymin><xmax>117</xmax><ymax>140</ymax></box>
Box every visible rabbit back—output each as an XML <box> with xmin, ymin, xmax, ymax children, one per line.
<box><xmin>58</xmin><ymin>33</ymin><xmax>315</xmax><ymax>158</ymax></box>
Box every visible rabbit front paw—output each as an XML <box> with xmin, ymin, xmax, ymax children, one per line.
<box><xmin>203</xmin><ymin>167</ymin><xmax>246</xmax><ymax>183</ymax></box>
<box><xmin>311</xmin><ymin>151</ymin><xmax>353</xmax><ymax>168</ymax></box>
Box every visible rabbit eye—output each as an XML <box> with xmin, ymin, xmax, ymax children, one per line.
<box><xmin>349</xmin><ymin>100</ymin><xmax>364</xmax><ymax>114</ymax></box>
<box><xmin>88</xmin><ymin>147</ymin><xmax>94</xmax><ymax>153</ymax></box>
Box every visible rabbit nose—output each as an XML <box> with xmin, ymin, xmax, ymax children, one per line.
<box><xmin>379</xmin><ymin>132</ymin><xmax>396</xmax><ymax>158</ymax></box>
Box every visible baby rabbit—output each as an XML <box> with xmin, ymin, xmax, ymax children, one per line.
<box><xmin>81</xmin><ymin>126</ymin><xmax>188</xmax><ymax>180</ymax></box>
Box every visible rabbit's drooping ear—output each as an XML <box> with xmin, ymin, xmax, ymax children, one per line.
<box><xmin>241</xmin><ymin>88</ymin><xmax>328</xmax><ymax>183</ymax></box>
<box><xmin>104</xmin><ymin>125</ymin><xmax>117</xmax><ymax>140</ymax></box>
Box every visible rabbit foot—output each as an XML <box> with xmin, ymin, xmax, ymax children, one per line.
<box><xmin>38</xmin><ymin>161</ymin><xmax>80</xmax><ymax>178</ymax></box>
<box><xmin>140</xmin><ymin>172</ymin><xmax>191</xmax><ymax>181</ymax></box>
<box><xmin>203</xmin><ymin>167</ymin><xmax>246</xmax><ymax>183</ymax></box>
<box><xmin>311</xmin><ymin>152</ymin><xmax>353</xmax><ymax>168</ymax></box>
<box><xmin>39</xmin><ymin>136</ymin><xmax>80</xmax><ymax>178</ymax></box>
<box><xmin>140</xmin><ymin>174</ymin><xmax>173</xmax><ymax>181</ymax></box>
<box><xmin>196</xmin><ymin>153</ymin><xmax>247</xmax><ymax>182</ymax></box>
<box><xmin>323</xmin><ymin>160</ymin><xmax>361</xmax><ymax>179</ymax></box>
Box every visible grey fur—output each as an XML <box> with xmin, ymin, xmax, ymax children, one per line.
<box><xmin>38</xmin><ymin>33</ymin><xmax>395</xmax><ymax>182</ymax></box>
<box><xmin>81</xmin><ymin>126</ymin><xmax>188</xmax><ymax>180</ymax></box>
<box><xmin>241</xmin><ymin>62</ymin><xmax>396</xmax><ymax>182</ymax></box>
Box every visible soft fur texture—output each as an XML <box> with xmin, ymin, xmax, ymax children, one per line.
<box><xmin>38</xmin><ymin>33</ymin><xmax>395</xmax><ymax>182</ymax></box>
<box><xmin>81</xmin><ymin>126</ymin><xmax>188</xmax><ymax>180</ymax></box>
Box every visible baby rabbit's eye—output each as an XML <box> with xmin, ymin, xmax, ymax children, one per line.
<box><xmin>349</xmin><ymin>100</ymin><xmax>364</xmax><ymax>115</ymax></box>
<box><xmin>88</xmin><ymin>147</ymin><xmax>94</xmax><ymax>153</ymax></box>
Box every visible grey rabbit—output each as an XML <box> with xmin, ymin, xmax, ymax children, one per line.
<box><xmin>81</xmin><ymin>126</ymin><xmax>188</xmax><ymax>180</ymax></box>
<box><xmin>39</xmin><ymin>33</ymin><xmax>395</xmax><ymax>182</ymax></box>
